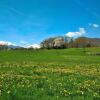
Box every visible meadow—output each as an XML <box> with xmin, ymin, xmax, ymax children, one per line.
<box><xmin>0</xmin><ymin>47</ymin><xmax>100</xmax><ymax>100</ymax></box>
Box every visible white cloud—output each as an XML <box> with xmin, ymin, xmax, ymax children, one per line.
<box><xmin>89</xmin><ymin>23</ymin><xmax>99</xmax><ymax>28</ymax></box>
<box><xmin>20</xmin><ymin>40</ymin><xmax>28</xmax><ymax>44</ymax></box>
<box><xmin>26</xmin><ymin>44</ymin><xmax>40</xmax><ymax>49</ymax></box>
<box><xmin>0</xmin><ymin>41</ymin><xmax>16</xmax><ymax>46</ymax></box>
<box><xmin>66</xmin><ymin>28</ymin><xmax>86</xmax><ymax>37</ymax></box>
<box><xmin>92</xmin><ymin>24</ymin><xmax>99</xmax><ymax>28</ymax></box>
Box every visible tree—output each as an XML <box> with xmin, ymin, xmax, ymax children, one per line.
<box><xmin>68</xmin><ymin>37</ymin><xmax>74</xmax><ymax>48</ymax></box>
<box><xmin>75</xmin><ymin>37</ymin><xmax>87</xmax><ymax>53</ymax></box>
<box><xmin>40</xmin><ymin>37</ymin><xmax>55</xmax><ymax>49</ymax></box>
<box><xmin>0</xmin><ymin>45</ymin><xmax>8</xmax><ymax>50</ymax></box>
<box><xmin>40</xmin><ymin>36</ymin><xmax>67</xmax><ymax>49</ymax></box>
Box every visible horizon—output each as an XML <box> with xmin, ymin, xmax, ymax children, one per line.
<box><xmin>0</xmin><ymin>0</ymin><xmax>100</xmax><ymax>46</ymax></box>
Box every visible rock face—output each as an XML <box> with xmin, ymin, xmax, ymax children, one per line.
<box><xmin>53</xmin><ymin>37</ymin><xmax>65</xmax><ymax>47</ymax></box>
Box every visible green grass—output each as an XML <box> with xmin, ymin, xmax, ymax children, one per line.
<box><xmin>0</xmin><ymin>47</ymin><xmax>100</xmax><ymax>100</ymax></box>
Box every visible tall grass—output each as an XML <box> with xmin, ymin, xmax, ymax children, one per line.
<box><xmin>0</xmin><ymin>48</ymin><xmax>100</xmax><ymax>100</ymax></box>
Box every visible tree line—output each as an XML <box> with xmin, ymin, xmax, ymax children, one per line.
<box><xmin>40</xmin><ymin>36</ymin><xmax>93</xmax><ymax>49</ymax></box>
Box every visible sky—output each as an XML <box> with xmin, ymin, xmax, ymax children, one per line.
<box><xmin>0</xmin><ymin>0</ymin><xmax>100</xmax><ymax>46</ymax></box>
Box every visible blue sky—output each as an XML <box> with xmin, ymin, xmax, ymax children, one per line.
<box><xmin>0</xmin><ymin>0</ymin><xmax>100</xmax><ymax>46</ymax></box>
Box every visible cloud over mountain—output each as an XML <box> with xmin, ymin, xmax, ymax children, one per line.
<box><xmin>26</xmin><ymin>44</ymin><xmax>40</xmax><ymax>49</ymax></box>
<box><xmin>0</xmin><ymin>41</ymin><xmax>40</xmax><ymax>49</ymax></box>
<box><xmin>0</xmin><ymin>41</ymin><xmax>16</xmax><ymax>46</ymax></box>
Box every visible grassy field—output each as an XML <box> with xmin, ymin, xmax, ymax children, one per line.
<box><xmin>0</xmin><ymin>47</ymin><xmax>100</xmax><ymax>100</ymax></box>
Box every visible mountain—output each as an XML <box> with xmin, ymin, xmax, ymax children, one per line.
<box><xmin>0</xmin><ymin>41</ymin><xmax>41</xmax><ymax>49</ymax></box>
<box><xmin>87</xmin><ymin>38</ymin><xmax>100</xmax><ymax>46</ymax></box>
<box><xmin>76</xmin><ymin>37</ymin><xmax>100</xmax><ymax>47</ymax></box>
<box><xmin>0</xmin><ymin>41</ymin><xmax>22</xmax><ymax>49</ymax></box>
<box><xmin>8</xmin><ymin>45</ymin><xmax>22</xmax><ymax>49</ymax></box>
